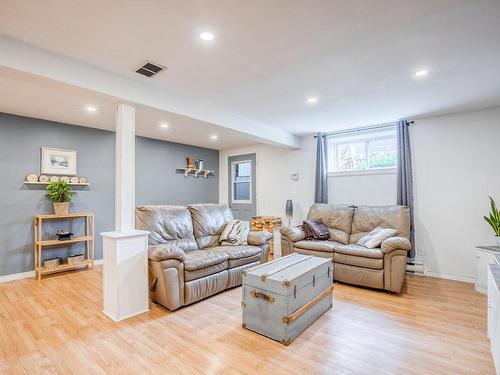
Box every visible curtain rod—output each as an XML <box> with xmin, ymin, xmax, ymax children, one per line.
<box><xmin>313</xmin><ymin>120</ymin><xmax>414</xmax><ymax>138</ymax></box>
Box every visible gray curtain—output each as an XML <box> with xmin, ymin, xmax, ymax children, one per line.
<box><xmin>396</xmin><ymin>120</ymin><xmax>415</xmax><ymax>258</ymax></box>
<box><xmin>315</xmin><ymin>133</ymin><xmax>328</xmax><ymax>203</ymax></box>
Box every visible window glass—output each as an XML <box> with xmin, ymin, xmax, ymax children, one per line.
<box><xmin>328</xmin><ymin>126</ymin><xmax>397</xmax><ymax>172</ymax></box>
<box><xmin>368</xmin><ymin>137</ymin><xmax>397</xmax><ymax>169</ymax></box>
<box><xmin>232</xmin><ymin>161</ymin><xmax>251</xmax><ymax>202</ymax></box>
<box><xmin>336</xmin><ymin>142</ymin><xmax>366</xmax><ymax>171</ymax></box>
<box><xmin>234</xmin><ymin>182</ymin><xmax>250</xmax><ymax>201</ymax></box>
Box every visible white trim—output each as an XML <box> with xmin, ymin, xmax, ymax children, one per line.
<box><xmin>0</xmin><ymin>270</ymin><xmax>35</xmax><ymax>283</ymax></box>
<box><xmin>0</xmin><ymin>35</ymin><xmax>300</xmax><ymax>149</ymax></box>
<box><xmin>0</xmin><ymin>259</ymin><xmax>103</xmax><ymax>283</ymax></box>
<box><xmin>328</xmin><ymin>168</ymin><xmax>397</xmax><ymax>178</ymax></box>
<box><xmin>424</xmin><ymin>271</ymin><xmax>475</xmax><ymax>284</ymax></box>
<box><xmin>230</xmin><ymin>159</ymin><xmax>253</xmax><ymax>204</ymax></box>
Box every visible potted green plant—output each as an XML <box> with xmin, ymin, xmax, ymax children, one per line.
<box><xmin>46</xmin><ymin>180</ymin><xmax>76</xmax><ymax>215</ymax></box>
<box><xmin>484</xmin><ymin>196</ymin><xmax>500</xmax><ymax>247</ymax></box>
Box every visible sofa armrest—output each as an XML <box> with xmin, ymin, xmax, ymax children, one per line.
<box><xmin>148</xmin><ymin>244</ymin><xmax>186</xmax><ymax>262</ymax></box>
<box><xmin>248</xmin><ymin>231</ymin><xmax>272</xmax><ymax>246</ymax></box>
<box><xmin>381</xmin><ymin>237</ymin><xmax>411</xmax><ymax>254</ymax></box>
<box><xmin>280</xmin><ymin>226</ymin><xmax>305</xmax><ymax>242</ymax></box>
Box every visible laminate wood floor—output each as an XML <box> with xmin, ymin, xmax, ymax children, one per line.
<box><xmin>0</xmin><ymin>267</ymin><xmax>494</xmax><ymax>375</ymax></box>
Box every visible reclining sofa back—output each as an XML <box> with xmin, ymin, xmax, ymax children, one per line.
<box><xmin>306</xmin><ymin>204</ymin><xmax>410</xmax><ymax>244</ymax></box>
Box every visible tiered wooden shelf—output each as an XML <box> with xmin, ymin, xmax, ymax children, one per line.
<box><xmin>39</xmin><ymin>259</ymin><xmax>92</xmax><ymax>276</ymax></box>
<box><xmin>33</xmin><ymin>212</ymin><xmax>94</xmax><ymax>280</ymax></box>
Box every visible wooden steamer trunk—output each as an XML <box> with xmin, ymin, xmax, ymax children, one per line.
<box><xmin>241</xmin><ymin>253</ymin><xmax>333</xmax><ymax>345</ymax></box>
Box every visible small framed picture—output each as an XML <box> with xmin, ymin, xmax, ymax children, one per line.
<box><xmin>41</xmin><ymin>147</ymin><xmax>77</xmax><ymax>176</ymax></box>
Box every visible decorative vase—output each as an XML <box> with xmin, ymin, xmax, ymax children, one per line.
<box><xmin>53</xmin><ymin>202</ymin><xmax>69</xmax><ymax>215</ymax></box>
<box><xmin>496</xmin><ymin>236</ymin><xmax>500</xmax><ymax>248</ymax></box>
<box><xmin>285</xmin><ymin>199</ymin><xmax>293</xmax><ymax>226</ymax></box>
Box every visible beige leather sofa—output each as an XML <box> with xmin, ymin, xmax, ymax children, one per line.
<box><xmin>136</xmin><ymin>203</ymin><xmax>272</xmax><ymax>310</ymax></box>
<box><xmin>281</xmin><ymin>204</ymin><xmax>411</xmax><ymax>293</ymax></box>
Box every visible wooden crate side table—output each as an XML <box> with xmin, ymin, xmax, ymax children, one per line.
<box><xmin>251</xmin><ymin>216</ymin><xmax>282</xmax><ymax>257</ymax></box>
<box><xmin>33</xmin><ymin>212</ymin><xmax>95</xmax><ymax>280</ymax></box>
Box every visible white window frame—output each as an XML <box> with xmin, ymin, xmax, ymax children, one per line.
<box><xmin>327</xmin><ymin>127</ymin><xmax>397</xmax><ymax>177</ymax></box>
<box><xmin>231</xmin><ymin>160</ymin><xmax>252</xmax><ymax>204</ymax></box>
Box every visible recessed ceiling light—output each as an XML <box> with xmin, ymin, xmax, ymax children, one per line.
<box><xmin>210</xmin><ymin>135</ymin><xmax>218</xmax><ymax>140</ymax></box>
<box><xmin>306</xmin><ymin>97</ymin><xmax>318</xmax><ymax>104</ymax></box>
<box><xmin>200</xmin><ymin>32</ymin><xmax>214</xmax><ymax>41</ymax></box>
<box><xmin>86</xmin><ymin>105</ymin><xmax>97</xmax><ymax>113</ymax></box>
<box><xmin>160</xmin><ymin>123</ymin><xmax>169</xmax><ymax>129</ymax></box>
<box><xmin>415</xmin><ymin>70</ymin><xmax>428</xmax><ymax>77</ymax></box>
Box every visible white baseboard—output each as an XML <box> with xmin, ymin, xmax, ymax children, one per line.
<box><xmin>424</xmin><ymin>271</ymin><xmax>475</xmax><ymax>284</ymax></box>
<box><xmin>0</xmin><ymin>258</ymin><xmax>103</xmax><ymax>284</ymax></box>
<box><xmin>0</xmin><ymin>270</ymin><xmax>35</xmax><ymax>283</ymax></box>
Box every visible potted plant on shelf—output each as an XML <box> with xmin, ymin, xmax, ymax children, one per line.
<box><xmin>484</xmin><ymin>196</ymin><xmax>500</xmax><ymax>247</ymax></box>
<box><xmin>46</xmin><ymin>180</ymin><xmax>76</xmax><ymax>215</ymax></box>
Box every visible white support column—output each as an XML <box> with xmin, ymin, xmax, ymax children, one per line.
<box><xmin>101</xmin><ymin>103</ymin><xmax>149</xmax><ymax>321</ymax></box>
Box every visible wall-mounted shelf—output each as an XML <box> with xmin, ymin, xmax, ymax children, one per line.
<box><xmin>25</xmin><ymin>181</ymin><xmax>90</xmax><ymax>186</ymax></box>
<box><xmin>176</xmin><ymin>168</ymin><xmax>215</xmax><ymax>178</ymax></box>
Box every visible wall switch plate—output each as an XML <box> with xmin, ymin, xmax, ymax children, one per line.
<box><xmin>290</xmin><ymin>172</ymin><xmax>299</xmax><ymax>181</ymax></box>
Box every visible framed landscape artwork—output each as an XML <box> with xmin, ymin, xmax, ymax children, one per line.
<box><xmin>41</xmin><ymin>147</ymin><xmax>77</xmax><ymax>176</ymax></box>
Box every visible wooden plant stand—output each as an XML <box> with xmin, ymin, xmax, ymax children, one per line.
<box><xmin>33</xmin><ymin>212</ymin><xmax>95</xmax><ymax>280</ymax></box>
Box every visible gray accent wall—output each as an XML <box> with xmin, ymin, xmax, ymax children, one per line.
<box><xmin>0</xmin><ymin>113</ymin><xmax>219</xmax><ymax>277</ymax></box>
<box><xmin>136</xmin><ymin>136</ymin><xmax>219</xmax><ymax>206</ymax></box>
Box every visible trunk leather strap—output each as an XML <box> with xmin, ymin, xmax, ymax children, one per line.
<box><xmin>282</xmin><ymin>285</ymin><xmax>333</xmax><ymax>324</ymax></box>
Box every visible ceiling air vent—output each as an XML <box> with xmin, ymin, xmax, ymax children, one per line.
<box><xmin>135</xmin><ymin>61</ymin><xmax>167</xmax><ymax>78</ymax></box>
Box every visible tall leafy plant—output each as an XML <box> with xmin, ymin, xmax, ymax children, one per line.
<box><xmin>46</xmin><ymin>180</ymin><xmax>76</xmax><ymax>203</ymax></box>
<box><xmin>484</xmin><ymin>196</ymin><xmax>500</xmax><ymax>237</ymax></box>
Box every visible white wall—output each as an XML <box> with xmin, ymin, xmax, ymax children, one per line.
<box><xmin>219</xmin><ymin>138</ymin><xmax>397</xmax><ymax>223</ymax></box>
<box><xmin>412</xmin><ymin>106</ymin><xmax>500</xmax><ymax>281</ymax></box>
<box><xmin>329</xmin><ymin>171</ymin><xmax>397</xmax><ymax>205</ymax></box>
<box><xmin>219</xmin><ymin>137</ymin><xmax>315</xmax><ymax>226</ymax></box>
<box><xmin>219</xmin><ymin>106</ymin><xmax>500</xmax><ymax>281</ymax></box>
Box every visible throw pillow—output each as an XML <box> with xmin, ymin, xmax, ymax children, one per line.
<box><xmin>357</xmin><ymin>227</ymin><xmax>397</xmax><ymax>249</ymax></box>
<box><xmin>220</xmin><ymin>220</ymin><xmax>250</xmax><ymax>246</ymax></box>
<box><xmin>302</xmin><ymin>219</ymin><xmax>330</xmax><ymax>240</ymax></box>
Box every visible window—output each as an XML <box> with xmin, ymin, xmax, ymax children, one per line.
<box><xmin>231</xmin><ymin>160</ymin><xmax>252</xmax><ymax>202</ymax></box>
<box><xmin>328</xmin><ymin>126</ymin><xmax>397</xmax><ymax>173</ymax></box>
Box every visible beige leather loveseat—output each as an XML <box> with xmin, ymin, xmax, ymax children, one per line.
<box><xmin>281</xmin><ymin>204</ymin><xmax>411</xmax><ymax>293</ymax></box>
<box><xmin>136</xmin><ymin>203</ymin><xmax>272</xmax><ymax>310</ymax></box>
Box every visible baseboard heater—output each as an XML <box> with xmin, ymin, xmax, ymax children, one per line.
<box><xmin>406</xmin><ymin>260</ymin><xmax>424</xmax><ymax>275</ymax></box>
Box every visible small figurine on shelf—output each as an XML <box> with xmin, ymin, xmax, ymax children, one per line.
<box><xmin>186</xmin><ymin>156</ymin><xmax>194</xmax><ymax>169</ymax></box>
<box><xmin>56</xmin><ymin>229</ymin><xmax>73</xmax><ymax>241</ymax></box>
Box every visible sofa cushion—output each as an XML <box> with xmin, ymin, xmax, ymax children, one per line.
<box><xmin>188</xmin><ymin>204</ymin><xmax>234</xmax><ymax>249</ymax></box>
<box><xmin>136</xmin><ymin>205</ymin><xmax>198</xmax><ymax>251</ymax></box>
<box><xmin>294</xmin><ymin>240</ymin><xmax>340</xmax><ymax>253</ymax></box>
<box><xmin>350</xmin><ymin>205</ymin><xmax>410</xmax><ymax>244</ymax></box>
<box><xmin>333</xmin><ymin>252</ymin><xmax>384</xmax><ymax>270</ymax></box>
<box><xmin>184</xmin><ymin>250</ymin><xmax>229</xmax><ymax>271</ymax></box>
<box><xmin>334</xmin><ymin>243</ymin><xmax>384</xmax><ymax>259</ymax></box>
<box><xmin>211</xmin><ymin>245</ymin><xmax>262</xmax><ymax>268</ymax></box>
<box><xmin>184</xmin><ymin>260</ymin><xmax>229</xmax><ymax>281</ymax></box>
<box><xmin>357</xmin><ymin>227</ymin><xmax>397</xmax><ymax>249</ymax></box>
<box><xmin>307</xmin><ymin>204</ymin><xmax>355</xmax><ymax>245</ymax></box>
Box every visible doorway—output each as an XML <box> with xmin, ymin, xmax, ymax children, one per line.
<box><xmin>227</xmin><ymin>153</ymin><xmax>256</xmax><ymax>221</ymax></box>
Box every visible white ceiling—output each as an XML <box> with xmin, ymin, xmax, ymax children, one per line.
<box><xmin>1</xmin><ymin>0</ymin><xmax>500</xmax><ymax>135</ymax></box>
<box><xmin>0</xmin><ymin>67</ymin><xmax>262</xmax><ymax>149</ymax></box>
